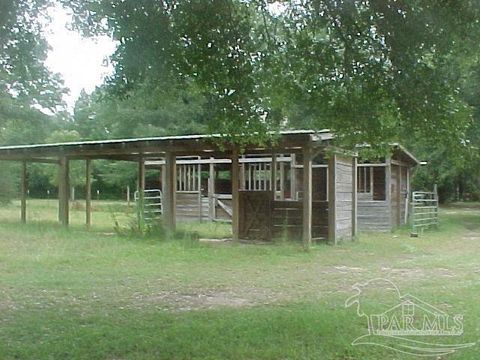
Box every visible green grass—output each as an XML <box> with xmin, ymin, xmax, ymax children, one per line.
<box><xmin>0</xmin><ymin>199</ymin><xmax>232</xmax><ymax>238</ymax></box>
<box><xmin>0</xmin><ymin>200</ymin><xmax>479</xmax><ymax>359</ymax></box>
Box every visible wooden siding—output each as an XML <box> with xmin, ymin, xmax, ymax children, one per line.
<box><xmin>399</xmin><ymin>166</ymin><xmax>408</xmax><ymax>225</ymax></box>
<box><xmin>390</xmin><ymin>164</ymin><xmax>399</xmax><ymax>227</ymax></box>
<box><xmin>357</xmin><ymin>201</ymin><xmax>391</xmax><ymax>231</ymax></box>
<box><xmin>357</xmin><ymin>163</ymin><xmax>409</xmax><ymax>232</ymax></box>
<box><xmin>239</xmin><ymin>191</ymin><xmax>273</xmax><ymax>240</ymax></box>
<box><xmin>237</xmin><ymin>191</ymin><xmax>329</xmax><ymax>241</ymax></box>
<box><xmin>334</xmin><ymin>155</ymin><xmax>354</xmax><ymax>241</ymax></box>
<box><xmin>272</xmin><ymin>200</ymin><xmax>328</xmax><ymax>240</ymax></box>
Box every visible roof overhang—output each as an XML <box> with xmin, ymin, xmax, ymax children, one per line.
<box><xmin>0</xmin><ymin>130</ymin><xmax>334</xmax><ymax>162</ymax></box>
<box><xmin>355</xmin><ymin>143</ymin><xmax>420</xmax><ymax>167</ymax></box>
<box><xmin>390</xmin><ymin>143</ymin><xmax>421</xmax><ymax>166</ymax></box>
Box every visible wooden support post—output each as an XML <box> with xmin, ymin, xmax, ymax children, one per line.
<box><xmin>138</xmin><ymin>157</ymin><xmax>145</xmax><ymax>193</ymax></box>
<box><xmin>252</xmin><ymin>165</ymin><xmax>255</xmax><ymax>191</ymax></box>
<box><xmin>58</xmin><ymin>156</ymin><xmax>70</xmax><ymax>226</ymax></box>
<box><xmin>263</xmin><ymin>163</ymin><xmax>267</xmax><ymax>191</ymax></box>
<box><xmin>161</xmin><ymin>164</ymin><xmax>166</xmax><ymax>199</ymax></box>
<box><xmin>240</xmin><ymin>158</ymin><xmax>246</xmax><ymax>190</ymax></box>
<box><xmin>183</xmin><ymin>165</ymin><xmax>187</xmax><ymax>191</ymax></box>
<box><xmin>328</xmin><ymin>154</ymin><xmax>337</xmax><ymax>244</ymax></box>
<box><xmin>279</xmin><ymin>160</ymin><xmax>285</xmax><ymax>200</ymax></box>
<box><xmin>405</xmin><ymin>167</ymin><xmax>410</xmax><ymax>224</ymax></box>
<box><xmin>352</xmin><ymin>156</ymin><xmax>357</xmax><ymax>238</ymax></box>
<box><xmin>369</xmin><ymin>167</ymin><xmax>374</xmax><ymax>194</ymax></box>
<box><xmin>434</xmin><ymin>183</ymin><xmax>439</xmax><ymax>228</ymax></box>
<box><xmin>231</xmin><ymin>148</ymin><xmax>240</xmax><ymax>241</ymax></box>
<box><xmin>410</xmin><ymin>191</ymin><xmax>416</xmax><ymax>235</ymax></box>
<box><xmin>291</xmin><ymin>153</ymin><xmax>297</xmax><ymax>200</ymax></box>
<box><xmin>302</xmin><ymin>146</ymin><xmax>312</xmax><ymax>248</ymax></box>
<box><xmin>20</xmin><ymin>160</ymin><xmax>27</xmax><ymax>224</ymax></box>
<box><xmin>198</xmin><ymin>163</ymin><xmax>202</xmax><ymax>222</ymax></box>
<box><xmin>164</xmin><ymin>152</ymin><xmax>176</xmax><ymax>231</ymax></box>
<box><xmin>137</xmin><ymin>157</ymin><xmax>146</xmax><ymax>228</ymax></box>
<box><xmin>85</xmin><ymin>159</ymin><xmax>92</xmax><ymax>229</ymax></box>
<box><xmin>271</xmin><ymin>152</ymin><xmax>277</xmax><ymax>199</ymax></box>
<box><xmin>396</xmin><ymin>165</ymin><xmax>401</xmax><ymax>227</ymax></box>
<box><xmin>127</xmin><ymin>185</ymin><xmax>131</xmax><ymax>207</ymax></box>
<box><xmin>208</xmin><ymin>159</ymin><xmax>215</xmax><ymax>220</ymax></box>
<box><xmin>385</xmin><ymin>157</ymin><xmax>392</xmax><ymax>229</ymax></box>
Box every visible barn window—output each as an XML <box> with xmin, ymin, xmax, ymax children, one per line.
<box><xmin>313</xmin><ymin>167</ymin><xmax>328</xmax><ymax>201</ymax></box>
<box><xmin>357</xmin><ymin>166</ymin><xmax>371</xmax><ymax>193</ymax></box>
<box><xmin>372</xmin><ymin>167</ymin><xmax>386</xmax><ymax>200</ymax></box>
<box><xmin>358</xmin><ymin>166</ymin><xmax>387</xmax><ymax>200</ymax></box>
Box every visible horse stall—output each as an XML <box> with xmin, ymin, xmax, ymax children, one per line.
<box><xmin>238</xmin><ymin>151</ymin><xmax>357</xmax><ymax>243</ymax></box>
<box><xmin>146</xmin><ymin>147</ymin><xmax>357</xmax><ymax>244</ymax></box>
<box><xmin>357</xmin><ymin>144</ymin><xmax>420</xmax><ymax>231</ymax></box>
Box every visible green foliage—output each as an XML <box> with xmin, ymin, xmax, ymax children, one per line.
<box><xmin>0</xmin><ymin>1</ymin><xmax>68</xmax><ymax>201</ymax></box>
<box><xmin>0</xmin><ymin>95</ymin><xmax>63</xmax><ymax>146</ymax></box>
<box><xmin>73</xmin><ymin>84</ymin><xmax>208</xmax><ymax>140</ymax></box>
<box><xmin>267</xmin><ymin>1</ymin><xmax>478</xmax><ymax>150</ymax></box>
<box><xmin>66</xmin><ymin>0</ymin><xmax>281</xmax><ymax>146</ymax></box>
<box><xmin>411</xmin><ymin>145</ymin><xmax>480</xmax><ymax>202</ymax></box>
<box><xmin>0</xmin><ymin>162</ymin><xmax>17</xmax><ymax>205</ymax></box>
<box><xmin>0</xmin><ymin>0</ymin><xmax>67</xmax><ymax>112</ymax></box>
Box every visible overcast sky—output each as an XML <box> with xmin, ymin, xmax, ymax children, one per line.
<box><xmin>44</xmin><ymin>6</ymin><xmax>117</xmax><ymax>111</ymax></box>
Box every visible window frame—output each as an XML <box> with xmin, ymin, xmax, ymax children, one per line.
<box><xmin>357</xmin><ymin>165</ymin><xmax>373</xmax><ymax>194</ymax></box>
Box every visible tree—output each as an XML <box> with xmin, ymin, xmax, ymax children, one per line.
<box><xmin>411</xmin><ymin>46</ymin><xmax>480</xmax><ymax>201</ymax></box>
<box><xmin>267</xmin><ymin>1</ymin><xmax>478</xmax><ymax>149</ymax></box>
<box><xmin>72</xmin><ymin>84</ymin><xmax>208</xmax><ymax>140</ymax></box>
<box><xmin>0</xmin><ymin>0</ymin><xmax>67</xmax><ymax>113</ymax></box>
<box><xmin>65</xmin><ymin>0</ymin><xmax>280</xmax><ymax>147</ymax></box>
<box><xmin>62</xmin><ymin>0</ymin><xmax>480</xmax><ymax>155</ymax></box>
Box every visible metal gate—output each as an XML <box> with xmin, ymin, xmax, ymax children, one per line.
<box><xmin>135</xmin><ymin>189</ymin><xmax>163</xmax><ymax>222</ymax></box>
<box><xmin>410</xmin><ymin>190</ymin><xmax>438</xmax><ymax>235</ymax></box>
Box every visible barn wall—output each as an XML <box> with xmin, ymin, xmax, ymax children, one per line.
<box><xmin>237</xmin><ymin>194</ymin><xmax>329</xmax><ymax>241</ymax></box>
<box><xmin>357</xmin><ymin>201</ymin><xmax>391</xmax><ymax>231</ymax></box>
<box><xmin>332</xmin><ymin>154</ymin><xmax>355</xmax><ymax>241</ymax></box>
<box><xmin>390</xmin><ymin>164</ymin><xmax>399</xmax><ymax>227</ymax></box>
<box><xmin>357</xmin><ymin>161</ymin><xmax>411</xmax><ymax>232</ymax></box>
<box><xmin>399</xmin><ymin>166</ymin><xmax>408</xmax><ymax>225</ymax></box>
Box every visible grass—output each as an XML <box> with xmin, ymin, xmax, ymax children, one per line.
<box><xmin>0</xmin><ymin>199</ymin><xmax>478</xmax><ymax>359</ymax></box>
<box><xmin>0</xmin><ymin>199</ymin><xmax>232</xmax><ymax>238</ymax></box>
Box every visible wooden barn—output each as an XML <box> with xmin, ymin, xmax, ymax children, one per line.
<box><xmin>147</xmin><ymin>149</ymin><xmax>357</xmax><ymax>242</ymax></box>
<box><xmin>0</xmin><ymin>130</ymin><xmax>358</xmax><ymax>245</ymax></box>
<box><xmin>357</xmin><ymin>144</ymin><xmax>420</xmax><ymax>231</ymax></box>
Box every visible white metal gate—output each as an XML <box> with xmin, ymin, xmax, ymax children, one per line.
<box><xmin>410</xmin><ymin>190</ymin><xmax>439</xmax><ymax>235</ymax></box>
<box><xmin>135</xmin><ymin>189</ymin><xmax>163</xmax><ymax>221</ymax></box>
